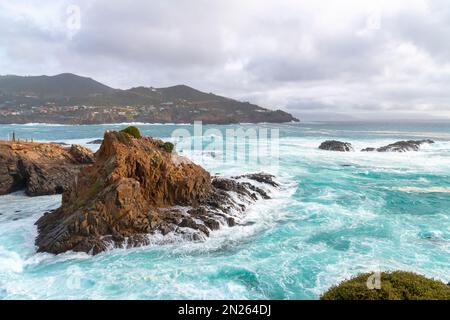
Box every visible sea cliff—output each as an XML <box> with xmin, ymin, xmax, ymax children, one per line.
<box><xmin>35</xmin><ymin>127</ymin><xmax>277</xmax><ymax>254</ymax></box>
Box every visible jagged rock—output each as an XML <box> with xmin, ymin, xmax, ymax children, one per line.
<box><xmin>363</xmin><ymin>140</ymin><xmax>435</xmax><ymax>153</ymax></box>
<box><xmin>35</xmin><ymin>129</ymin><xmax>277</xmax><ymax>255</ymax></box>
<box><xmin>87</xmin><ymin>139</ymin><xmax>103</xmax><ymax>145</ymax></box>
<box><xmin>361</xmin><ymin>147</ymin><xmax>376</xmax><ymax>152</ymax></box>
<box><xmin>233</xmin><ymin>173</ymin><xmax>280</xmax><ymax>188</ymax></box>
<box><xmin>377</xmin><ymin>140</ymin><xmax>434</xmax><ymax>152</ymax></box>
<box><xmin>69</xmin><ymin>145</ymin><xmax>95</xmax><ymax>164</ymax></box>
<box><xmin>0</xmin><ymin>140</ymin><xmax>95</xmax><ymax>196</ymax></box>
<box><xmin>319</xmin><ymin>140</ymin><xmax>354</xmax><ymax>152</ymax></box>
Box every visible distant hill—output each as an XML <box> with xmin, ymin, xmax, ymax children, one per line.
<box><xmin>0</xmin><ymin>73</ymin><xmax>299</xmax><ymax>124</ymax></box>
<box><xmin>0</xmin><ymin>73</ymin><xmax>114</xmax><ymax>97</ymax></box>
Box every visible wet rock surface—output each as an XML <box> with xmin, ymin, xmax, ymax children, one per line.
<box><xmin>0</xmin><ymin>140</ymin><xmax>95</xmax><ymax>196</ymax></box>
<box><xmin>319</xmin><ymin>140</ymin><xmax>354</xmax><ymax>152</ymax></box>
<box><xmin>363</xmin><ymin>140</ymin><xmax>434</xmax><ymax>152</ymax></box>
<box><xmin>69</xmin><ymin>145</ymin><xmax>95</xmax><ymax>164</ymax></box>
<box><xmin>35</xmin><ymin>130</ymin><xmax>277</xmax><ymax>255</ymax></box>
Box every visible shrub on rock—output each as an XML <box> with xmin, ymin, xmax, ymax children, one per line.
<box><xmin>120</xmin><ymin>126</ymin><xmax>142</xmax><ymax>139</ymax></box>
<box><xmin>320</xmin><ymin>271</ymin><xmax>450</xmax><ymax>300</ymax></box>
<box><xmin>161</xmin><ymin>142</ymin><xmax>174</xmax><ymax>153</ymax></box>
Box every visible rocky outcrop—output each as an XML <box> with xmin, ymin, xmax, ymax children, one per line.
<box><xmin>319</xmin><ymin>140</ymin><xmax>354</xmax><ymax>152</ymax></box>
<box><xmin>319</xmin><ymin>139</ymin><xmax>435</xmax><ymax>153</ymax></box>
<box><xmin>69</xmin><ymin>145</ymin><xmax>95</xmax><ymax>164</ymax></box>
<box><xmin>0</xmin><ymin>140</ymin><xmax>94</xmax><ymax>196</ymax></box>
<box><xmin>362</xmin><ymin>140</ymin><xmax>434</xmax><ymax>152</ymax></box>
<box><xmin>233</xmin><ymin>173</ymin><xmax>280</xmax><ymax>188</ymax></box>
<box><xmin>35</xmin><ymin>129</ymin><xmax>277</xmax><ymax>255</ymax></box>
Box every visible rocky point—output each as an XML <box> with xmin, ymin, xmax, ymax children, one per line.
<box><xmin>35</xmin><ymin>128</ymin><xmax>278</xmax><ymax>255</ymax></box>
<box><xmin>362</xmin><ymin>140</ymin><xmax>435</xmax><ymax>152</ymax></box>
<box><xmin>0</xmin><ymin>140</ymin><xmax>94</xmax><ymax>196</ymax></box>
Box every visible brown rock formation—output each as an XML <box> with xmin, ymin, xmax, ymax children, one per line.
<box><xmin>0</xmin><ymin>140</ymin><xmax>94</xmax><ymax>196</ymax></box>
<box><xmin>35</xmin><ymin>130</ymin><xmax>277</xmax><ymax>255</ymax></box>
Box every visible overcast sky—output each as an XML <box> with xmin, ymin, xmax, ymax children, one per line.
<box><xmin>1</xmin><ymin>0</ymin><xmax>450</xmax><ymax>120</ymax></box>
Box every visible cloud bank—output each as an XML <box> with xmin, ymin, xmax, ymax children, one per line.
<box><xmin>1</xmin><ymin>0</ymin><xmax>450</xmax><ymax>120</ymax></box>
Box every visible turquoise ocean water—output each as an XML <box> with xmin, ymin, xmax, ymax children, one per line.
<box><xmin>0</xmin><ymin>121</ymin><xmax>449</xmax><ymax>299</ymax></box>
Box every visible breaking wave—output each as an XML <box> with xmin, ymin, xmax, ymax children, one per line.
<box><xmin>0</xmin><ymin>121</ymin><xmax>449</xmax><ymax>299</ymax></box>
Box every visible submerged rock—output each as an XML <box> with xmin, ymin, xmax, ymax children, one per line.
<box><xmin>319</xmin><ymin>140</ymin><xmax>354</xmax><ymax>152</ymax></box>
<box><xmin>362</xmin><ymin>140</ymin><xmax>434</xmax><ymax>152</ymax></box>
<box><xmin>377</xmin><ymin>140</ymin><xmax>434</xmax><ymax>152</ymax></box>
<box><xmin>35</xmin><ymin>129</ymin><xmax>277</xmax><ymax>255</ymax></box>
<box><xmin>0</xmin><ymin>140</ymin><xmax>94</xmax><ymax>196</ymax></box>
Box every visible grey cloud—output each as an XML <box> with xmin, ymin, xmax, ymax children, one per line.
<box><xmin>1</xmin><ymin>0</ymin><xmax>450</xmax><ymax>119</ymax></box>
<box><xmin>70</xmin><ymin>1</ymin><xmax>229</xmax><ymax>68</ymax></box>
<box><xmin>245</xmin><ymin>33</ymin><xmax>385</xmax><ymax>83</ymax></box>
<box><xmin>387</xmin><ymin>0</ymin><xmax>450</xmax><ymax>62</ymax></box>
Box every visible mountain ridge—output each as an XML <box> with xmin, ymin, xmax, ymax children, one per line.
<box><xmin>0</xmin><ymin>73</ymin><xmax>299</xmax><ymax>124</ymax></box>
<box><xmin>0</xmin><ymin>73</ymin><xmax>114</xmax><ymax>97</ymax></box>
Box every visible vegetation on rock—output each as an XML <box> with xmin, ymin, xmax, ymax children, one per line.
<box><xmin>120</xmin><ymin>126</ymin><xmax>142</xmax><ymax>139</ymax></box>
<box><xmin>320</xmin><ymin>271</ymin><xmax>450</xmax><ymax>300</ymax></box>
<box><xmin>113</xmin><ymin>131</ymin><xmax>131</xmax><ymax>143</ymax></box>
<box><xmin>160</xmin><ymin>142</ymin><xmax>174</xmax><ymax>153</ymax></box>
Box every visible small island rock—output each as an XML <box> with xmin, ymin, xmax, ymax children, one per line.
<box><xmin>319</xmin><ymin>140</ymin><xmax>354</xmax><ymax>152</ymax></box>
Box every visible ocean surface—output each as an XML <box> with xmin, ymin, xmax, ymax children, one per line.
<box><xmin>0</xmin><ymin>121</ymin><xmax>449</xmax><ymax>299</ymax></box>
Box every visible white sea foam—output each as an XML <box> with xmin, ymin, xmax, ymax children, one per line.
<box><xmin>11</xmin><ymin>123</ymin><xmax>67</xmax><ymax>126</ymax></box>
<box><xmin>1</xmin><ymin>123</ymin><xmax>449</xmax><ymax>299</ymax></box>
<box><xmin>10</xmin><ymin>122</ymin><xmax>193</xmax><ymax>126</ymax></box>
<box><xmin>395</xmin><ymin>186</ymin><xmax>450</xmax><ymax>193</ymax></box>
<box><xmin>97</xmin><ymin>122</ymin><xmax>191</xmax><ymax>126</ymax></box>
<box><xmin>0</xmin><ymin>248</ymin><xmax>23</xmax><ymax>273</ymax></box>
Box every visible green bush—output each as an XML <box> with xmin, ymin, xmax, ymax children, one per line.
<box><xmin>161</xmin><ymin>142</ymin><xmax>174</xmax><ymax>153</ymax></box>
<box><xmin>320</xmin><ymin>271</ymin><xmax>450</xmax><ymax>300</ymax></box>
<box><xmin>120</xmin><ymin>126</ymin><xmax>142</xmax><ymax>139</ymax></box>
<box><xmin>113</xmin><ymin>131</ymin><xmax>131</xmax><ymax>143</ymax></box>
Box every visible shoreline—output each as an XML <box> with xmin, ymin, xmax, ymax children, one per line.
<box><xmin>1</xmin><ymin>120</ymin><xmax>301</xmax><ymax>126</ymax></box>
